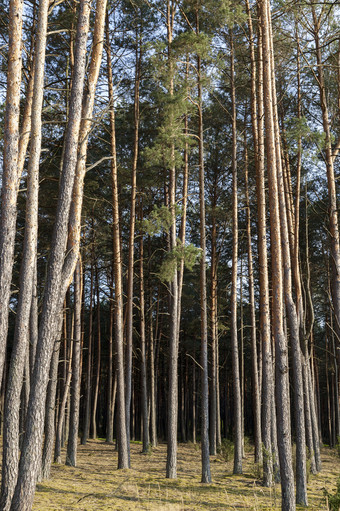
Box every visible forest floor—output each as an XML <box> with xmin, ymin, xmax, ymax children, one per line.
<box><xmin>32</xmin><ymin>440</ymin><xmax>339</xmax><ymax>510</ymax></box>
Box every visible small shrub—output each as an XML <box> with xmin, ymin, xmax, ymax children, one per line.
<box><xmin>249</xmin><ymin>461</ymin><xmax>263</xmax><ymax>480</ymax></box>
<box><xmin>218</xmin><ymin>439</ymin><xmax>234</xmax><ymax>463</ymax></box>
<box><xmin>243</xmin><ymin>436</ymin><xmax>253</xmax><ymax>454</ymax></box>
<box><xmin>324</xmin><ymin>477</ymin><xmax>340</xmax><ymax>511</ymax></box>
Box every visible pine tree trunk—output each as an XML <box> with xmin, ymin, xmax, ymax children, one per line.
<box><xmin>125</xmin><ymin>19</ymin><xmax>141</xmax><ymax>466</ymax></box>
<box><xmin>253</xmin><ymin>13</ymin><xmax>274</xmax><ymax>487</ymax></box>
<box><xmin>107</xmin><ymin>18</ymin><xmax>129</xmax><ymax>466</ymax></box>
<box><xmin>210</xmin><ymin>181</ymin><xmax>218</xmax><ymax>455</ymax></box>
<box><xmin>0</xmin><ymin>0</ymin><xmax>49</xmax><ymax>504</ymax></box>
<box><xmin>139</xmin><ymin>207</ymin><xmax>149</xmax><ymax>453</ymax></box>
<box><xmin>149</xmin><ymin>284</ymin><xmax>157</xmax><ymax>447</ymax></box>
<box><xmin>82</xmin><ymin>253</ymin><xmax>94</xmax><ymax>445</ymax></box>
<box><xmin>66</xmin><ymin>259</ymin><xmax>82</xmax><ymax>466</ymax></box>
<box><xmin>9</xmin><ymin>2</ymin><xmax>91</xmax><ymax>507</ymax></box>
<box><xmin>40</xmin><ymin>327</ymin><xmax>63</xmax><ymax>480</ymax></box>
<box><xmin>312</xmin><ymin>4</ymin><xmax>340</xmax><ymax>353</ymax></box>
<box><xmin>229</xmin><ymin>31</ymin><xmax>242</xmax><ymax>475</ymax></box>
<box><xmin>54</xmin><ymin>330</ymin><xmax>73</xmax><ymax>464</ymax></box>
<box><xmin>270</xmin><ymin>19</ymin><xmax>307</xmax><ymax>501</ymax></box>
<box><xmin>91</xmin><ymin>266</ymin><xmax>101</xmax><ymax>440</ymax></box>
<box><xmin>243</xmin><ymin>127</ymin><xmax>262</xmax><ymax>465</ymax></box>
<box><xmin>197</xmin><ymin>12</ymin><xmax>211</xmax><ymax>482</ymax></box>
<box><xmin>0</xmin><ymin>0</ymin><xmax>24</xmax><ymax>390</ymax></box>
<box><xmin>166</xmin><ymin>0</ymin><xmax>179</xmax><ymax>480</ymax></box>
<box><xmin>106</xmin><ymin>269</ymin><xmax>114</xmax><ymax>444</ymax></box>
<box><xmin>258</xmin><ymin>0</ymin><xmax>295</xmax><ymax>507</ymax></box>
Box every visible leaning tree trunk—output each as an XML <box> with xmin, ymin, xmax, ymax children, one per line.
<box><xmin>40</xmin><ymin>334</ymin><xmax>62</xmax><ymax>480</ymax></box>
<box><xmin>0</xmin><ymin>0</ymin><xmax>24</xmax><ymax>390</ymax></box>
<box><xmin>0</xmin><ymin>0</ymin><xmax>49</xmax><ymax>505</ymax></box>
<box><xmin>9</xmin><ymin>1</ymin><xmax>91</xmax><ymax>508</ymax></box>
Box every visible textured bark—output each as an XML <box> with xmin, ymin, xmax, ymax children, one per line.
<box><xmin>106</xmin><ymin>270</ymin><xmax>114</xmax><ymax>444</ymax></box>
<box><xmin>197</xmin><ymin>15</ymin><xmax>211</xmax><ymax>482</ymax></box>
<box><xmin>269</xmin><ymin>15</ymin><xmax>307</xmax><ymax>503</ymax></box>
<box><xmin>307</xmin><ymin>356</ymin><xmax>321</xmax><ymax>471</ymax></box>
<box><xmin>81</xmin><ymin>253</ymin><xmax>94</xmax><ymax>445</ymax></box>
<box><xmin>91</xmin><ymin>267</ymin><xmax>101</xmax><ymax>440</ymax></box>
<box><xmin>210</xmin><ymin>199</ymin><xmax>218</xmax><ymax>456</ymax></box>
<box><xmin>258</xmin><ymin>0</ymin><xmax>295</xmax><ymax>508</ymax></box>
<box><xmin>9</xmin><ymin>1</ymin><xmax>91</xmax><ymax>507</ymax></box>
<box><xmin>166</xmin><ymin>0</ymin><xmax>179</xmax><ymax>480</ymax></box>
<box><xmin>243</xmin><ymin>127</ymin><xmax>262</xmax><ymax>465</ymax></box>
<box><xmin>149</xmin><ymin>286</ymin><xmax>157</xmax><ymax>447</ymax></box>
<box><xmin>0</xmin><ymin>0</ymin><xmax>49</xmax><ymax>504</ymax></box>
<box><xmin>29</xmin><ymin>263</ymin><xmax>39</xmax><ymax>377</ymax></box>
<box><xmin>276</xmin><ymin>175</ymin><xmax>307</xmax><ymax>504</ymax></box>
<box><xmin>66</xmin><ymin>260</ymin><xmax>82</xmax><ymax>466</ymax></box>
<box><xmin>107</xmin><ymin>21</ymin><xmax>129</xmax><ymax>467</ymax></box>
<box><xmin>230</xmin><ymin>31</ymin><xmax>242</xmax><ymax>476</ymax></box>
<box><xmin>139</xmin><ymin>211</ymin><xmax>149</xmax><ymax>453</ymax></box>
<box><xmin>312</xmin><ymin>4</ymin><xmax>340</xmax><ymax>347</ymax></box>
<box><xmin>40</xmin><ymin>333</ymin><xmax>62</xmax><ymax>480</ymax></box>
<box><xmin>253</xmin><ymin>14</ymin><xmax>273</xmax><ymax>486</ymax></box>
<box><xmin>125</xmin><ymin>19</ymin><xmax>141</xmax><ymax>466</ymax></box>
<box><xmin>54</xmin><ymin>330</ymin><xmax>73</xmax><ymax>464</ymax></box>
<box><xmin>0</xmin><ymin>0</ymin><xmax>24</xmax><ymax>390</ymax></box>
<box><xmin>62</xmin><ymin>0</ymin><xmax>107</xmax><ymax>293</ymax></box>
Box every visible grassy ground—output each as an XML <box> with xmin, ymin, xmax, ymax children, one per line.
<box><xmin>32</xmin><ymin>440</ymin><xmax>339</xmax><ymax>510</ymax></box>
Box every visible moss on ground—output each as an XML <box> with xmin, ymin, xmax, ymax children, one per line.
<box><xmin>32</xmin><ymin>441</ymin><xmax>339</xmax><ymax>510</ymax></box>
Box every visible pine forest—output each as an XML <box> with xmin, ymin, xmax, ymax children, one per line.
<box><xmin>0</xmin><ymin>0</ymin><xmax>339</xmax><ymax>510</ymax></box>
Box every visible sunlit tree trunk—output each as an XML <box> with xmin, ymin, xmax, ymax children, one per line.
<box><xmin>0</xmin><ymin>0</ymin><xmax>48</xmax><ymax>505</ymax></box>
<box><xmin>9</xmin><ymin>2</ymin><xmax>92</xmax><ymax>508</ymax></box>
<box><xmin>166</xmin><ymin>0</ymin><xmax>179</xmax><ymax>480</ymax></box>
<box><xmin>0</xmin><ymin>0</ymin><xmax>24</xmax><ymax>390</ymax></box>
<box><xmin>258</xmin><ymin>0</ymin><xmax>295</xmax><ymax>508</ymax></box>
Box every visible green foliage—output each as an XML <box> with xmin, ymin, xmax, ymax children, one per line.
<box><xmin>141</xmin><ymin>205</ymin><xmax>174</xmax><ymax>236</ymax></box>
<box><xmin>172</xmin><ymin>31</ymin><xmax>211</xmax><ymax>60</ymax></box>
<box><xmin>324</xmin><ymin>478</ymin><xmax>340</xmax><ymax>511</ymax></box>
<box><xmin>285</xmin><ymin>115</ymin><xmax>334</xmax><ymax>153</ymax></box>
<box><xmin>218</xmin><ymin>438</ymin><xmax>234</xmax><ymax>462</ymax></box>
<box><xmin>250</xmin><ymin>462</ymin><xmax>263</xmax><ymax>480</ymax></box>
<box><xmin>158</xmin><ymin>240</ymin><xmax>201</xmax><ymax>282</ymax></box>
